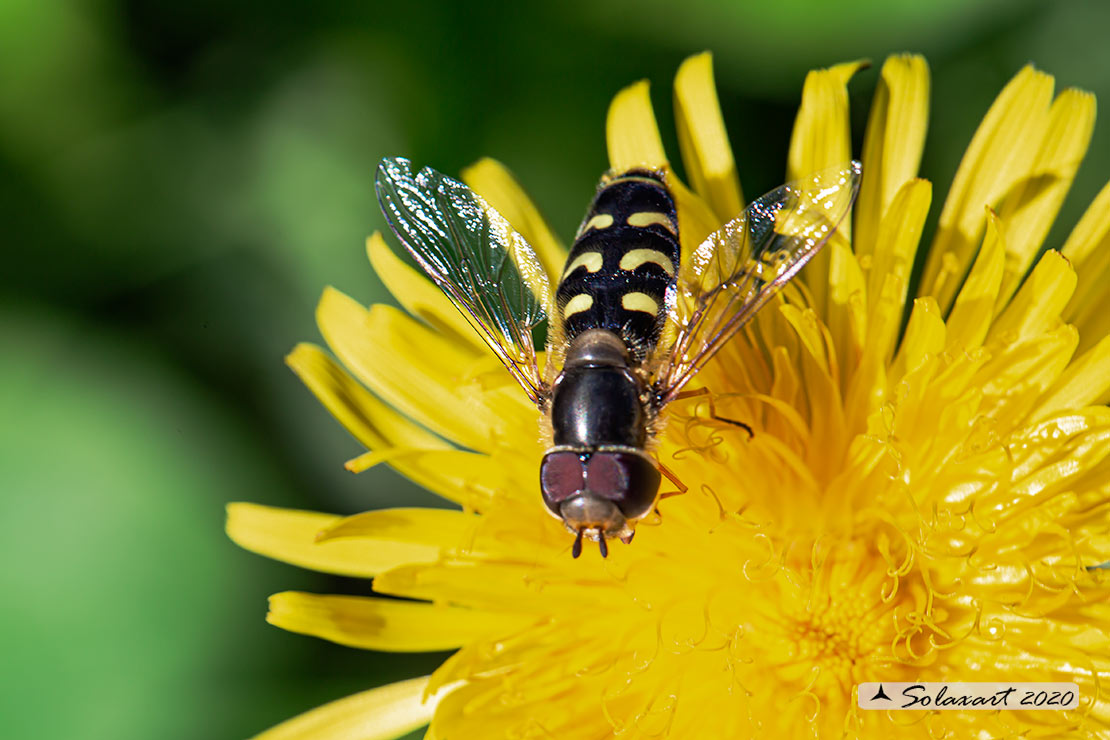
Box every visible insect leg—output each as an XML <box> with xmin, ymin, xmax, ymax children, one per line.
<box><xmin>656</xmin><ymin>459</ymin><xmax>688</xmax><ymax>501</ymax></box>
<box><xmin>673</xmin><ymin>387</ymin><xmax>754</xmax><ymax>439</ymax></box>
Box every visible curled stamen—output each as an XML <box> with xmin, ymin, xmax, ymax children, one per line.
<box><xmin>700</xmin><ymin>483</ymin><xmax>727</xmax><ymax>523</ymax></box>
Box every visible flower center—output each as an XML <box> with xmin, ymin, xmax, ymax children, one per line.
<box><xmin>731</xmin><ymin>543</ymin><xmax>909</xmax><ymax>708</ymax></box>
<box><xmin>788</xmin><ymin>593</ymin><xmax>887</xmax><ymax>683</ymax></box>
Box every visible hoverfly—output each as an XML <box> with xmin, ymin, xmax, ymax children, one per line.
<box><xmin>376</xmin><ymin>157</ymin><xmax>861</xmax><ymax>558</ymax></box>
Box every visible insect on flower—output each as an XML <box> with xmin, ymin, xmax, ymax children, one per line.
<box><xmin>376</xmin><ymin>157</ymin><xmax>861</xmax><ymax>557</ymax></box>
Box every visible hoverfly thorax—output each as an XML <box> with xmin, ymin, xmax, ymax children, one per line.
<box><xmin>376</xmin><ymin>154</ymin><xmax>861</xmax><ymax>560</ymax></box>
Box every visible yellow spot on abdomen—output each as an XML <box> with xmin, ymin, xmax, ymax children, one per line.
<box><xmin>619</xmin><ymin>248</ymin><xmax>675</xmax><ymax>276</ymax></box>
<box><xmin>583</xmin><ymin>214</ymin><xmax>614</xmax><ymax>232</ymax></box>
<box><xmin>627</xmin><ymin>212</ymin><xmax>676</xmax><ymax>234</ymax></box>
<box><xmin>563</xmin><ymin>294</ymin><xmax>594</xmax><ymax>318</ymax></box>
<box><xmin>563</xmin><ymin>251</ymin><xmax>603</xmax><ymax>278</ymax></box>
<box><xmin>622</xmin><ymin>292</ymin><xmax>659</xmax><ymax>315</ymax></box>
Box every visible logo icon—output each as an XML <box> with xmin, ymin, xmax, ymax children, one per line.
<box><xmin>870</xmin><ymin>684</ymin><xmax>891</xmax><ymax>701</ymax></box>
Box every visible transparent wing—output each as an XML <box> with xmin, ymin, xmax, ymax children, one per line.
<box><xmin>653</xmin><ymin>161</ymin><xmax>862</xmax><ymax>404</ymax></box>
<box><xmin>375</xmin><ymin>157</ymin><xmax>554</xmax><ymax>405</ymax></box>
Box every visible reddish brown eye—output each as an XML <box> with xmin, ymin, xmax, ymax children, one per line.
<box><xmin>585</xmin><ymin>454</ymin><xmax>626</xmax><ymax>500</ymax></box>
<box><xmin>540</xmin><ymin>452</ymin><xmax>586</xmax><ymax>516</ymax></box>
<box><xmin>585</xmin><ymin>451</ymin><xmax>660</xmax><ymax>519</ymax></box>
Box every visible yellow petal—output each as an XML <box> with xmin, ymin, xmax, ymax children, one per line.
<box><xmin>375</xmin><ymin>559</ymin><xmax>627</xmax><ymax>613</ymax></box>
<box><xmin>287</xmin><ymin>344</ymin><xmax>494</xmax><ymax>508</ymax></box>
<box><xmin>787</xmin><ymin>60</ymin><xmax>865</xmax><ymax>181</ymax></box>
<box><xmin>226</xmin><ymin>503</ymin><xmax>438</xmax><ymax>577</ymax></box>
<box><xmin>1029</xmin><ymin>334</ymin><xmax>1110</xmax><ymax>422</ymax></box>
<box><xmin>461</xmin><ymin>158</ymin><xmax>568</xmax><ymax>286</ymax></box>
<box><xmin>825</xmin><ymin>240</ymin><xmax>866</xmax><ymax>387</ymax></box>
<box><xmin>988</xmin><ymin>250</ymin><xmax>1076</xmax><ymax>344</ymax></box>
<box><xmin>251</xmin><ymin>676</ymin><xmax>436</xmax><ymax>740</ymax></box>
<box><xmin>855</xmin><ymin>54</ymin><xmax>929</xmax><ymax>260</ymax></box>
<box><xmin>1070</xmin><ymin>305</ymin><xmax>1110</xmax><ymax>369</ymax></box>
<box><xmin>316</xmin><ymin>289</ymin><xmax>513</xmax><ymax>453</ymax></box>
<box><xmin>865</xmin><ymin>178</ymin><xmax>931</xmax><ymax>357</ymax></box>
<box><xmin>890</xmin><ymin>297</ymin><xmax>945</xmax><ymax>380</ymax></box>
<box><xmin>673</xmin><ymin>52</ymin><xmax>743</xmax><ymax>222</ymax></box>
<box><xmin>1062</xmin><ymin>179</ymin><xmax>1110</xmax><ymax>351</ymax></box>
<box><xmin>286</xmin><ymin>342</ymin><xmax>451</xmax><ymax>454</ymax></box>
<box><xmin>921</xmin><ymin>65</ymin><xmax>1055</xmax><ymax>312</ymax></box>
<box><xmin>317</xmin><ymin>507</ymin><xmax>476</xmax><ymax>548</ymax></box>
<box><xmin>267</xmin><ymin>592</ymin><xmax>528</xmax><ymax>652</ymax></box>
<box><xmin>977</xmin><ymin>324</ymin><xmax>1078</xmax><ymax>427</ymax></box>
<box><xmin>848</xmin><ymin>181</ymin><xmax>927</xmax><ymax>428</ymax></box>
<box><xmin>844</xmin><ymin>270</ymin><xmax>898</xmax><ymax>433</ymax></box>
<box><xmin>343</xmin><ymin>448</ymin><xmax>519</xmax><ymax>511</ymax></box>
<box><xmin>780</xmin><ymin>304</ymin><xmax>829</xmax><ymax>374</ymax></box>
<box><xmin>945</xmin><ymin>209</ymin><xmax>1005</xmax><ymax>351</ymax></box>
<box><xmin>607</xmin><ymin>79</ymin><xmax>668</xmax><ymax>172</ymax></box>
<box><xmin>995</xmin><ymin>88</ymin><xmax>1096</xmax><ymax>306</ymax></box>
<box><xmin>671</xmin><ymin>175</ymin><xmax>724</xmax><ymax>259</ymax></box>
<box><xmin>365</xmin><ymin>233</ymin><xmax>479</xmax><ymax>348</ymax></box>
<box><xmin>778</xmin><ymin>310</ymin><xmax>846</xmax><ymax>487</ymax></box>
<box><xmin>787</xmin><ymin>59</ymin><xmax>866</xmax><ymax>313</ymax></box>
<box><xmin>981</xmin><ymin>323</ymin><xmax>1074</xmax><ymax>406</ymax></box>
<box><xmin>766</xmin><ymin>345</ymin><xmax>803</xmax><ymax>443</ymax></box>
<box><xmin>344</xmin><ymin>447</ymin><xmax>419</xmax><ymax>474</ymax></box>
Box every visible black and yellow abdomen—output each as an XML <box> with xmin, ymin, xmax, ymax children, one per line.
<box><xmin>555</xmin><ymin>171</ymin><xmax>679</xmax><ymax>358</ymax></box>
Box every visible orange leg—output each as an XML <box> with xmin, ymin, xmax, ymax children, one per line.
<box><xmin>672</xmin><ymin>387</ymin><xmax>754</xmax><ymax>439</ymax></box>
<box><xmin>656</xmin><ymin>459</ymin><xmax>688</xmax><ymax>501</ymax></box>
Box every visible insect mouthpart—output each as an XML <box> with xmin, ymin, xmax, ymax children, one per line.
<box><xmin>569</xmin><ymin>524</ymin><xmax>624</xmax><ymax>559</ymax></box>
<box><xmin>559</xmin><ymin>492</ymin><xmax>630</xmax><ymax>543</ymax></box>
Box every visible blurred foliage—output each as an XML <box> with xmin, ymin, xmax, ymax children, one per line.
<box><xmin>1</xmin><ymin>0</ymin><xmax>1107</xmax><ymax>737</ymax></box>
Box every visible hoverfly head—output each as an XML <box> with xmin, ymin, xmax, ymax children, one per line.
<box><xmin>540</xmin><ymin>448</ymin><xmax>661</xmax><ymax>557</ymax></box>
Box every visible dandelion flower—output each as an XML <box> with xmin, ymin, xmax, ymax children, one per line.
<box><xmin>229</xmin><ymin>53</ymin><xmax>1110</xmax><ymax>738</ymax></box>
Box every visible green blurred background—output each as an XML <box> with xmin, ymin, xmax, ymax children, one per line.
<box><xmin>2</xmin><ymin>0</ymin><xmax>1108</xmax><ymax>737</ymax></box>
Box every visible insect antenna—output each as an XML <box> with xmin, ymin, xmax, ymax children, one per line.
<box><xmin>598</xmin><ymin>532</ymin><xmax>609</xmax><ymax>559</ymax></box>
<box><xmin>572</xmin><ymin>529</ymin><xmax>584</xmax><ymax>559</ymax></box>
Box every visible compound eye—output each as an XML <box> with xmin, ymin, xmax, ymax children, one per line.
<box><xmin>586</xmin><ymin>452</ymin><xmax>660</xmax><ymax>519</ymax></box>
<box><xmin>540</xmin><ymin>452</ymin><xmax>586</xmax><ymax>516</ymax></box>
<box><xmin>584</xmin><ymin>453</ymin><xmax>626</xmax><ymax>501</ymax></box>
